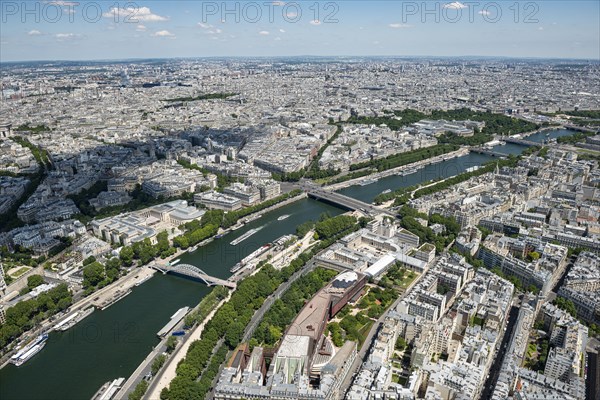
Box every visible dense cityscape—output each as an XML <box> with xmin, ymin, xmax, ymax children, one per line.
<box><xmin>1</xmin><ymin>5</ymin><xmax>600</xmax><ymax>400</ymax></box>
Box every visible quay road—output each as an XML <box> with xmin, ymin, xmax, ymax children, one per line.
<box><xmin>142</xmin><ymin>294</ymin><xmax>231</xmax><ymax>400</ymax></box>
<box><xmin>115</xmin><ymin>333</ymin><xmax>169</xmax><ymax>400</ymax></box>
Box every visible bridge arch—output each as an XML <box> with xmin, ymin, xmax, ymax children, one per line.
<box><xmin>170</xmin><ymin>264</ymin><xmax>213</xmax><ymax>285</ymax></box>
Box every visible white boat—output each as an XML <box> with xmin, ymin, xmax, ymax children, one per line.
<box><xmin>170</xmin><ymin>259</ymin><xmax>181</xmax><ymax>266</ymax></box>
<box><xmin>135</xmin><ymin>275</ymin><xmax>152</xmax><ymax>287</ymax></box>
<box><xmin>244</xmin><ymin>214</ymin><xmax>263</xmax><ymax>224</ymax></box>
<box><xmin>55</xmin><ymin>308</ymin><xmax>95</xmax><ymax>331</ymax></box>
<box><xmin>359</xmin><ymin>178</ymin><xmax>378</xmax><ymax>186</ymax></box>
<box><xmin>230</xmin><ymin>263</ymin><xmax>244</xmax><ymax>274</ymax></box>
<box><xmin>10</xmin><ymin>333</ymin><xmax>48</xmax><ymax>366</ymax></box>
<box><xmin>277</xmin><ymin>214</ymin><xmax>290</xmax><ymax>221</ymax></box>
<box><xmin>230</xmin><ymin>227</ymin><xmax>263</xmax><ymax>246</ymax></box>
<box><xmin>231</xmin><ymin>244</ymin><xmax>272</xmax><ymax>273</ymax></box>
<box><xmin>381</xmin><ymin>189</ymin><xmax>391</xmax><ymax>194</ymax></box>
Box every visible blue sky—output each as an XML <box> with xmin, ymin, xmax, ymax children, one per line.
<box><xmin>1</xmin><ymin>1</ymin><xmax>599</xmax><ymax>61</ymax></box>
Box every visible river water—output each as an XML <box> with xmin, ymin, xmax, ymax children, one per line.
<box><xmin>0</xmin><ymin>128</ymin><xmax>577</xmax><ymax>400</ymax></box>
<box><xmin>0</xmin><ymin>199</ymin><xmax>343</xmax><ymax>400</ymax></box>
<box><xmin>338</xmin><ymin>128</ymin><xmax>576</xmax><ymax>203</ymax></box>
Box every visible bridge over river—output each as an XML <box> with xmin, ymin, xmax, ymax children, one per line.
<box><xmin>150</xmin><ymin>263</ymin><xmax>236</xmax><ymax>289</ymax></box>
<box><xmin>294</xmin><ymin>181</ymin><xmax>396</xmax><ymax>218</ymax></box>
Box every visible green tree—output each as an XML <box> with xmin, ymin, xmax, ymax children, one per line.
<box><xmin>396</xmin><ymin>336</ymin><xmax>407</xmax><ymax>351</ymax></box>
<box><xmin>120</xmin><ymin>246</ymin><xmax>134</xmax><ymax>267</ymax></box>
<box><xmin>166</xmin><ymin>335</ymin><xmax>178</xmax><ymax>353</ymax></box>
<box><xmin>151</xmin><ymin>354</ymin><xmax>167</xmax><ymax>375</ymax></box>
<box><xmin>26</xmin><ymin>274</ymin><xmax>44</xmax><ymax>290</ymax></box>
<box><xmin>83</xmin><ymin>262</ymin><xmax>105</xmax><ymax>288</ymax></box>
<box><xmin>128</xmin><ymin>380</ymin><xmax>149</xmax><ymax>400</ymax></box>
<box><xmin>82</xmin><ymin>256</ymin><xmax>96</xmax><ymax>266</ymax></box>
<box><xmin>225</xmin><ymin>321</ymin><xmax>245</xmax><ymax>348</ymax></box>
<box><xmin>553</xmin><ymin>297</ymin><xmax>577</xmax><ymax>318</ymax></box>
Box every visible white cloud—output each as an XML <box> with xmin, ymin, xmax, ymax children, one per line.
<box><xmin>538</xmin><ymin>26</ymin><xmax>544</xmax><ymax>31</ymax></box>
<box><xmin>28</xmin><ymin>30</ymin><xmax>42</xmax><ymax>36</ymax></box>
<box><xmin>103</xmin><ymin>7</ymin><xmax>168</xmax><ymax>22</ymax></box>
<box><xmin>271</xmin><ymin>1</ymin><xmax>285</xmax><ymax>6</ymax></box>
<box><xmin>279</xmin><ymin>28</ymin><xmax>285</xmax><ymax>33</ymax></box>
<box><xmin>444</xmin><ymin>2</ymin><xmax>467</xmax><ymax>9</ymax></box>
<box><xmin>152</xmin><ymin>30</ymin><xmax>175</xmax><ymax>38</ymax></box>
<box><xmin>55</xmin><ymin>33</ymin><xmax>81</xmax><ymax>41</ymax></box>
<box><xmin>309</xmin><ymin>19</ymin><xmax>322</xmax><ymax>26</ymax></box>
<box><xmin>259</xmin><ymin>30</ymin><xmax>270</xmax><ymax>35</ymax></box>
<box><xmin>274</xmin><ymin>37</ymin><xmax>282</xmax><ymax>41</ymax></box>
<box><xmin>46</xmin><ymin>1</ymin><xmax>79</xmax><ymax>6</ymax></box>
<box><xmin>136</xmin><ymin>24</ymin><xmax>146</xmax><ymax>32</ymax></box>
<box><xmin>45</xmin><ymin>1</ymin><xmax>78</xmax><ymax>14</ymax></box>
<box><xmin>478</xmin><ymin>10</ymin><xmax>491</xmax><ymax>16</ymax></box>
<box><xmin>285</xmin><ymin>11</ymin><xmax>298</xmax><ymax>18</ymax></box>
<box><xmin>389</xmin><ymin>23</ymin><xmax>412</xmax><ymax>29</ymax></box>
<box><xmin>198</xmin><ymin>23</ymin><xmax>222</xmax><ymax>35</ymax></box>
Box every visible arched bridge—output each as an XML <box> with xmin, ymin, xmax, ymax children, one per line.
<box><xmin>151</xmin><ymin>263</ymin><xmax>236</xmax><ymax>289</ymax></box>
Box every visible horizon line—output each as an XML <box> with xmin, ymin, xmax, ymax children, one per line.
<box><xmin>1</xmin><ymin>54</ymin><xmax>600</xmax><ymax>64</ymax></box>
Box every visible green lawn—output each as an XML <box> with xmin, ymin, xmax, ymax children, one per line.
<box><xmin>397</xmin><ymin>273</ymin><xmax>418</xmax><ymax>289</ymax></box>
<box><xmin>9</xmin><ymin>266</ymin><xmax>31</xmax><ymax>278</ymax></box>
<box><xmin>357</xmin><ymin>320</ymin><xmax>375</xmax><ymax>346</ymax></box>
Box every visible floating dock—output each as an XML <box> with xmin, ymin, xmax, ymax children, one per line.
<box><xmin>98</xmin><ymin>289</ymin><xmax>132</xmax><ymax>311</ymax></box>
<box><xmin>157</xmin><ymin>306</ymin><xmax>189</xmax><ymax>337</ymax></box>
<box><xmin>53</xmin><ymin>308</ymin><xmax>94</xmax><ymax>332</ymax></box>
<box><xmin>91</xmin><ymin>377</ymin><xmax>125</xmax><ymax>400</ymax></box>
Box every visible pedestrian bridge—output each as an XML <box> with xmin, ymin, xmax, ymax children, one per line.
<box><xmin>151</xmin><ymin>263</ymin><xmax>236</xmax><ymax>289</ymax></box>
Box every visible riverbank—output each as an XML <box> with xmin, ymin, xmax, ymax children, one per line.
<box><xmin>142</xmin><ymin>293</ymin><xmax>232</xmax><ymax>400</ymax></box>
<box><xmin>218</xmin><ymin>192</ymin><xmax>308</xmax><ymax>235</ymax></box>
<box><xmin>326</xmin><ymin>147</ymin><xmax>469</xmax><ymax>191</ymax></box>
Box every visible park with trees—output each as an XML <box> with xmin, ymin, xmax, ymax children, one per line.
<box><xmin>0</xmin><ymin>284</ymin><xmax>72</xmax><ymax>349</ymax></box>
